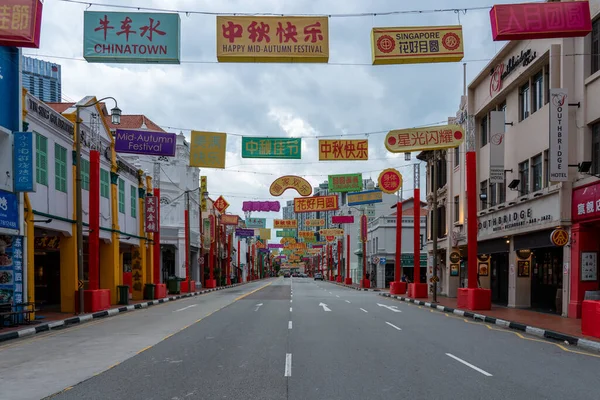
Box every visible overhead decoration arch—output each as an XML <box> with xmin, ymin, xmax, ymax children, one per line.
<box><xmin>269</xmin><ymin>175</ymin><xmax>312</xmax><ymax>197</ymax></box>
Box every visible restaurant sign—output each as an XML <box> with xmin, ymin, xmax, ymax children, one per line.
<box><xmin>371</xmin><ymin>25</ymin><xmax>464</xmax><ymax>65</ymax></box>
<box><xmin>115</xmin><ymin>129</ymin><xmax>176</xmax><ymax>157</ymax></box>
<box><xmin>216</xmin><ymin>16</ymin><xmax>329</xmax><ymax>63</ymax></box>
<box><xmin>385</xmin><ymin>124</ymin><xmax>464</xmax><ymax>153</ymax></box>
<box><xmin>0</xmin><ymin>0</ymin><xmax>43</xmax><ymax>48</ymax></box>
<box><xmin>83</xmin><ymin>11</ymin><xmax>181</xmax><ymax>64</ymax></box>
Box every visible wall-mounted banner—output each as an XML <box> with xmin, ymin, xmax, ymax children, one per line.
<box><xmin>200</xmin><ymin>176</ymin><xmax>207</xmax><ymax>212</ymax></box>
<box><xmin>216</xmin><ymin>16</ymin><xmax>329</xmax><ymax>63</ymax></box>
<box><xmin>549</xmin><ymin>88</ymin><xmax>568</xmax><ymax>182</ymax></box>
<box><xmin>274</xmin><ymin>219</ymin><xmax>298</xmax><ymax>229</ymax></box>
<box><xmin>221</xmin><ymin>214</ymin><xmax>239</xmax><ymax>225</ymax></box>
<box><xmin>347</xmin><ymin>189</ymin><xmax>383</xmax><ymax>206</ymax></box>
<box><xmin>270</xmin><ymin>175</ymin><xmax>312</xmax><ymax>197</ymax></box>
<box><xmin>332</xmin><ymin>215</ymin><xmax>354</xmax><ymax>224</ymax></box>
<box><xmin>0</xmin><ymin>0</ymin><xmax>43</xmax><ymax>48</ymax></box>
<box><xmin>258</xmin><ymin>228</ymin><xmax>271</xmax><ymax>240</ymax></box>
<box><xmin>319</xmin><ymin>139</ymin><xmax>368</xmax><ymax>160</ymax></box>
<box><xmin>13</xmin><ymin>132</ymin><xmax>35</xmax><ymax>192</ymax></box>
<box><xmin>190</xmin><ymin>131</ymin><xmax>227</xmax><ymax>169</ymax></box>
<box><xmin>115</xmin><ymin>129</ymin><xmax>176</xmax><ymax>157</ymax></box>
<box><xmin>235</xmin><ymin>228</ymin><xmax>255</xmax><ymax>237</ymax></box>
<box><xmin>294</xmin><ymin>195</ymin><xmax>339</xmax><ymax>213</ymax></box>
<box><xmin>245</xmin><ymin>217</ymin><xmax>267</xmax><ymax>228</ymax></box>
<box><xmin>83</xmin><ymin>11</ymin><xmax>181</xmax><ymax>63</ymax></box>
<box><xmin>276</xmin><ymin>230</ymin><xmax>296</xmax><ymax>238</ymax></box>
<box><xmin>241</xmin><ymin>137</ymin><xmax>301</xmax><ymax>159</ymax></box>
<box><xmin>0</xmin><ymin>190</ymin><xmax>19</xmax><ymax>234</ymax></box>
<box><xmin>145</xmin><ymin>196</ymin><xmax>159</xmax><ymax>232</ymax></box>
<box><xmin>371</xmin><ymin>25</ymin><xmax>464</xmax><ymax>65</ymax></box>
<box><xmin>489</xmin><ymin>111</ymin><xmax>506</xmax><ymax>184</ymax></box>
<box><xmin>242</xmin><ymin>201</ymin><xmax>280</xmax><ymax>212</ymax></box>
<box><xmin>378</xmin><ymin>168</ymin><xmax>402</xmax><ymax>194</ymax></box>
<box><xmin>305</xmin><ymin>219</ymin><xmax>325</xmax><ymax>227</ymax></box>
<box><xmin>328</xmin><ymin>173</ymin><xmax>362</xmax><ymax>193</ymax></box>
<box><xmin>213</xmin><ymin>195</ymin><xmax>230</xmax><ymax>214</ymax></box>
<box><xmin>490</xmin><ymin>1</ymin><xmax>592</xmax><ymax>41</ymax></box>
<box><xmin>385</xmin><ymin>124</ymin><xmax>464</xmax><ymax>153</ymax></box>
<box><xmin>319</xmin><ymin>229</ymin><xmax>343</xmax><ymax>237</ymax></box>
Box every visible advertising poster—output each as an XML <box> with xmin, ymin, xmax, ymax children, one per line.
<box><xmin>0</xmin><ymin>235</ymin><xmax>24</xmax><ymax>304</ymax></box>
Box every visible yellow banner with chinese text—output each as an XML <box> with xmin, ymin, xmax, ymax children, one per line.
<box><xmin>190</xmin><ymin>131</ymin><xmax>227</xmax><ymax>168</ymax></box>
<box><xmin>299</xmin><ymin>231</ymin><xmax>315</xmax><ymax>238</ymax></box>
<box><xmin>385</xmin><ymin>124</ymin><xmax>464</xmax><ymax>153</ymax></box>
<box><xmin>320</xmin><ymin>229</ymin><xmax>344</xmax><ymax>237</ymax></box>
<box><xmin>371</xmin><ymin>26</ymin><xmax>464</xmax><ymax>65</ymax></box>
<box><xmin>274</xmin><ymin>219</ymin><xmax>298</xmax><ymax>229</ymax></box>
<box><xmin>318</xmin><ymin>139</ymin><xmax>369</xmax><ymax>161</ymax></box>
<box><xmin>294</xmin><ymin>195</ymin><xmax>339</xmax><ymax>213</ymax></box>
<box><xmin>258</xmin><ymin>228</ymin><xmax>271</xmax><ymax>240</ymax></box>
<box><xmin>217</xmin><ymin>16</ymin><xmax>329</xmax><ymax>63</ymax></box>
<box><xmin>305</xmin><ymin>219</ymin><xmax>325</xmax><ymax>227</ymax></box>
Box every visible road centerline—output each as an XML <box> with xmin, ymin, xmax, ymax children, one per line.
<box><xmin>385</xmin><ymin>321</ymin><xmax>402</xmax><ymax>331</ymax></box>
<box><xmin>446</xmin><ymin>353</ymin><xmax>493</xmax><ymax>377</ymax></box>
<box><xmin>284</xmin><ymin>353</ymin><xmax>292</xmax><ymax>377</ymax></box>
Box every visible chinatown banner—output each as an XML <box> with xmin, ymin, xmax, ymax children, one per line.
<box><xmin>276</xmin><ymin>230</ymin><xmax>296</xmax><ymax>238</ymax></box>
<box><xmin>200</xmin><ymin>176</ymin><xmax>207</xmax><ymax>212</ymax></box>
<box><xmin>235</xmin><ymin>228</ymin><xmax>255</xmax><ymax>237</ymax></box>
<box><xmin>216</xmin><ymin>16</ymin><xmax>329</xmax><ymax>63</ymax></box>
<box><xmin>241</xmin><ymin>137</ymin><xmax>301</xmax><ymax>159</ymax></box>
<box><xmin>258</xmin><ymin>228</ymin><xmax>271</xmax><ymax>240</ymax></box>
<box><xmin>318</xmin><ymin>139</ymin><xmax>368</xmax><ymax>161</ymax></box>
<box><xmin>328</xmin><ymin>173</ymin><xmax>363</xmax><ymax>193</ymax></box>
<box><xmin>347</xmin><ymin>189</ymin><xmax>383</xmax><ymax>206</ymax></box>
<box><xmin>371</xmin><ymin>25</ymin><xmax>464</xmax><ymax>65</ymax></box>
<box><xmin>189</xmin><ymin>131</ymin><xmax>227</xmax><ymax>169</ymax></box>
<box><xmin>221</xmin><ymin>214</ymin><xmax>239</xmax><ymax>225</ymax></box>
<box><xmin>385</xmin><ymin>124</ymin><xmax>464</xmax><ymax>153</ymax></box>
<box><xmin>270</xmin><ymin>175</ymin><xmax>312</xmax><ymax>197</ymax></box>
<box><xmin>213</xmin><ymin>196</ymin><xmax>230</xmax><ymax>213</ymax></box>
<box><xmin>305</xmin><ymin>218</ymin><xmax>325</xmax><ymax>227</ymax></box>
<box><xmin>378</xmin><ymin>168</ymin><xmax>402</xmax><ymax>194</ymax></box>
<box><xmin>319</xmin><ymin>229</ymin><xmax>343</xmax><ymax>237</ymax></box>
<box><xmin>245</xmin><ymin>217</ymin><xmax>266</xmax><ymax>228</ymax></box>
<box><xmin>274</xmin><ymin>219</ymin><xmax>298</xmax><ymax>229</ymax></box>
<box><xmin>145</xmin><ymin>196</ymin><xmax>159</xmax><ymax>232</ymax></box>
<box><xmin>83</xmin><ymin>11</ymin><xmax>181</xmax><ymax>64</ymax></box>
<box><xmin>115</xmin><ymin>129</ymin><xmax>176</xmax><ymax>156</ymax></box>
<box><xmin>332</xmin><ymin>215</ymin><xmax>354</xmax><ymax>224</ymax></box>
<box><xmin>0</xmin><ymin>0</ymin><xmax>43</xmax><ymax>48</ymax></box>
<box><xmin>294</xmin><ymin>195</ymin><xmax>339</xmax><ymax>213</ymax></box>
<box><xmin>242</xmin><ymin>201</ymin><xmax>280</xmax><ymax>212</ymax></box>
<box><xmin>490</xmin><ymin>1</ymin><xmax>592</xmax><ymax>41</ymax></box>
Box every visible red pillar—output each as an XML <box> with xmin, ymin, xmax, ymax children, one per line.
<box><xmin>345</xmin><ymin>234</ymin><xmax>352</xmax><ymax>284</ymax></box>
<box><xmin>226</xmin><ymin>233</ymin><xmax>232</xmax><ymax>285</ymax></box>
<box><xmin>153</xmin><ymin>188</ymin><xmax>161</xmax><ymax>284</ymax></box>
<box><xmin>237</xmin><ymin>239</ymin><xmax>241</xmax><ymax>283</ymax></box>
<box><xmin>206</xmin><ymin>217</ymin><xmax>216</xmax><ymax>288</ymax></box>
<box><xmin>184</xmin><ymin>209</ymin><xmax>190</xmax><ymax>287</ymax></box>
<box><xmin>88</xmin><ymin>150</ymin><xmax>100</xmax><ymax>291</ymax></box>
<box><xmin>336</xmin><ymin>239</ymin><xmax>342</xmax><ymax>282</ymax></box>
<box><xmin>360</xmin><ymin>214</ymin><xmax>370</xmax><ymax>288</ymax></box>
<box><xmin>391</xmin><ymin>201</ymin><xmax>406</xmax><ymax>295</ymax></box>
<box><xmin>409</xmin><ymin>189</ymin><xmax>427</xmax><ymax>298</ymax></box>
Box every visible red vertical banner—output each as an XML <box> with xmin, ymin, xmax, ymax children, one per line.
<box><xmin>337</xmin><ymin>239</ymin><xmax>342</xmax><ymax>282</ymax></box>
<box><xmin>414</xmin><ymin>189</ymin><xmax>420</xmax><ymax>284</ymax></box>
<box><xmin>226</xmin><ymin>233</ymin><xmax>232</xmax><ymax>285</ymax></box>
<box><xmin>88</xmin><ymin>150</ymin><xmax>100</xmax><ymax>291</ymax></box>
<box><xmin>237</xmin><ymin>240</ymin><xmax>241</xmax><ymax>283</ymax></box>
<box><xmin>395</xmin><ymin>202</ymin><xmax>402</xmax><ymax>283</ymax></box>
<box><xmin>346</xmin><ymin>234</ymin><xmax>351</xmax><ymax>284</ymax></box>
<box><xmin>466</xmin><ymin>152</ymin><xmax>478</xmax><ymax>288</ymax></box>
<box><xmin>184</xmin><ymin>209</ymin><xmax>189</xmax><ymax>282</ymax></box>
<box><xmin>152</xmin><ymin>188</ymin><xmax>161</xmax><ymax>284</ymax></box>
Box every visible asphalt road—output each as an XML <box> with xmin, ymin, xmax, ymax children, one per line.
<box><xmin>1</xmin><ymin>277</ymin><xmax>598</xmax><ymax>400</ymax></box>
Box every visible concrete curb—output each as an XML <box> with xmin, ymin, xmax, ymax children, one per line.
<box><xmin>324</xmin><ymin>280</ymin><xmax>382</xmax><ymax>292</ymax></box>
<box><xmin>0</xmin><ymin>282</ymin><xmax>251</xmax><ymax>344</ymax></box>
<box><xmin>379</xmin><ymin>292</ymin><xmax>600</xmax><ymax>353</ymax></box>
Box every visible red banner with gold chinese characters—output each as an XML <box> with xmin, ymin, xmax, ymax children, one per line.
<box><xmin>0</xmin><ymin>0</ymin><xmax>43</xmax><ymax>48</ymax></box>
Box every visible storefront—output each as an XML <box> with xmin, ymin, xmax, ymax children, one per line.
<box><xmin>568</xmin><ymin>182</ymin><xmax>600</xmax><ymax>318</ymax></box>
<box><xmin>477</xmin><ymin>239</ymin><xmax>510</xmax><ymax>306</ymax></box>
<box><xmin>33</xmin><ymin>232</ymin><xmax>62</xmax><ymax>310</ymax></box>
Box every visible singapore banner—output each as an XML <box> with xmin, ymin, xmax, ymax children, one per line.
<box><xmin>115</xmin><ymin>129</ymin><xmax>176</xmax><ymax>157</ymax></box>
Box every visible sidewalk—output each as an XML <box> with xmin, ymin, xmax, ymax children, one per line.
<box><xmin>380</xmin><ymin>292</ymin><xmax>600</xmax><ymax>353</ymax></box>
<box><xmin>325</xmin><ymin>280</ymin><xmax>387</xmax><ymax>292</ymax></box>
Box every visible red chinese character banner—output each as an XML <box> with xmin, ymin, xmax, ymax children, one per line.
<box><xmin>274</xmin><ymin>219</ymin><xmax>298</xmax><ymax>229</ymax></box>
<box><xmin>145</xmin><ymin>196</ymin><xmax>159</xmax><ymax>232</ymax></box>
<box><xmin>213</xmin><ymin>195</ymin><xmax>230</xmax><ymax>214</ymax></box>
<box><xmin>331</xmin><ymin>215</ymin><xmax>354</xmax><ymax>224</ymax></box>
<box><xmin>319</xmin><ymin>140</ymin><xmax>368</xmax><ymax>161</ymax></box>
<box><xmin>378</xmin><ymin>168</ymin><xmax>403</xmax><ymax>194</ymax></box>
<box><xmin>0</xmin><ymin>0</ymin><xmax>43</xmax><ymax>48</ymax></box>
<box><xmin>385</xmin><ymin>124</ymin><xmax>464</xmax><ymax>153</ymax></box>
<box><xmin>269</xmin><ymin>175</ymin><xmax>312</xmax><ymax>197</ymax></box>
<box><xmin>294</xmin><ymin>195</ymin><xmax>339</xmax><ymax>213</ymax></box>
<box><xmin>572</xmin><ymin>183</ymin><xmax>600</xmax><ymax>223</ymax></box>
<box><xmin>490</xmin><ymin>1</ymin><xmax>591</xmax><ymax>41</ymax></box>
<box><xmin>217</xmin><ymin>16</ymin><xmax>329</xmax><ymax>63</ymax></box>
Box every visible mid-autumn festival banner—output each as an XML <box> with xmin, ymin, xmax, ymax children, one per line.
<box><xmin>115</xmin><ymin>129</ymin><xmax>176</xmax><ymax>157</ymax></box>
<box><xmin>385</xmin><ymin>124</ymin><xmax>465</xmax><ymax>153</ymax></box>
<box><xmin>318</xmin><ymin>140</ymin><xmax>368</xmax><ymax>161</ymax></box>
<box><xmin>294</xmin><ymin>195</ymin><xmax>339</xmax><ymax>213</ymax></box>
<box><xmin>216</xmin><ymin>16</ymin><xmax>329</xmax><ymax>63</ymax></box>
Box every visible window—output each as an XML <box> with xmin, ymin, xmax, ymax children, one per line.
<box><xmin>130</xmin><ymin>185</ymin><xmax>137</xmax><ymax>217</ymax></box>
<box><xmin>54</xmin><ymin>144</ymin><xmax>67</xmax><ymax>193</ymax></box>
<box><xmin>498</xmin><ymin>101</ymin><xmax>507</xmax><ymax>112</ymax></box>
<box><xmin>118</xmin><ymin>178</ymin><xmax>125</xmax><ymax>214</ymax></box>
<box><xmin>81</xmin><ymin>158</ymin><xmax>90</xmax><ymax>191</ymax></box>
<box><xmin>593</xmin><ymin>124</ymin><xmax>600</xmax><ymax>175</ymax></box>
<box><xmin>519</xmin><ymin>160</ymin><xmax>530</xmax><ymax>195</ymax></box>
<box><xmin>480</xmin><ymin>115</ymin><xmax>488</xmax><ymax>147</ymax></box>
<box><xmin>35</xmin><ymin>133</ymin><xmax>48</xmax><ymax>186</ymax></box>
<box><xmin>454</xmin><ymin>195</ymin><xmax>460</xmax><ymax>222</ymax></box>
<box><xmin>438</xmin><ymin>205</ymin><xmax>447</xmax><ymax>238</ymax></box>
<box><xmin>543</xmin><ymin>150</ymin><xmax>550</xmax><ymax>188</ymax></box>
<box><xmin>593</xmin><ymin>18</ymin><xmax>599</xmax><ymax>74</ymax></box>
<box><xmin>489</xmin><ymin>181</ymin><xmax>497</xmax><ymax>207</ymax></box>
<box><xmin>100</xmin><ymin>169</ymin><xmax>109</xmax><ymax>198</ymax></box>
<box><xmin>519</xmin><ymin>83</ymin><xmax>530</xmax><ymax>121</ymax></box>
<box><xmin>499</xmin><ymin>178</ymin><xmax>506</xmax><ymax>204</ymax></box>
<box><xmin>480</xmin><ymin>180</ymin><xmax>488</xmax><ymax>210</ymax></box>
<box><xmin>454</xmin><ymin>146</ymin><xmax>460</xmax><ymax>167</ymax></box>
<box><xmin>532</xmin><ymin>72</ymin><xmax>544</xmax><ymax>112</ymax></box>
<box><xmin>532</xmin><ymin>153</ymin><xmax>543</xmax><ymax>192</ymax></box>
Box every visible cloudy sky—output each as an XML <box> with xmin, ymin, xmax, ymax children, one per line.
<box><xmin>24</xmin><ymin>0</ymin><xmax>517</xmax><ymax>224</ymax></box>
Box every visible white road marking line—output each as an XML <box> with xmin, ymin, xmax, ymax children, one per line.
<box><xmin>254</xmin><ymin>303</ymin><xmax>263</xmax><ymax>312</ymax></box>
<box><xmin>336</xmin><ymin>295</ymin><xmax>340</xmax><ymax>298</ymax></box>
<box><xmin>360</xmin><ymin>308</ymin><xmax>368</xmax><ymax>313</ymax></box>
<box><xmin>329</xmin><ymin>292</ymin><xmax>332</xmax><ymax>294</ymax></box>
<box><xmin>288</xmin><ymin>321</ymin><xmax>293</xmax><ymax>329</ymax></box>
<box><xmin>377</xmin><ymin>303</ymin><xmax>402</xmax><ymax>313</ymax></box>
<box><xmin>345</xmin><ymin>300</ymin><xmax>351</xmax><ymax>303</ymax></box>
<box><xmin>290</xmin><ymin>299</ymin><xmax>293</xmax><ymax>303</ymax></box>
<box><xmin>445</xmin><ymin>353</ymin><xmax>493</xmax><ymax>377</ymax></box>
<box><xmin>319</xmin><ymin>302</ymin><xmax>331</xmax><ymax>312</ymax></box>
<box><xmin>385</xmin><ymin>321</ymin><xmax>402</xmax><ymax>331</ymax></box>
<box><xmin>284</xmin><ymin>353</ymin><xmax>292</xmax><ymax>377</ymax></box>
<box><xmin>290</xmin><ymin>307</ymin><xmax>293</xmax><ymax>312</ymax></box>
<box><xmin>173</xmin><ymin>304</ymin><xmax>197</xmax><ymax>312</ymax></box>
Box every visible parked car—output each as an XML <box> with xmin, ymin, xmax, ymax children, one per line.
<box><xmin>314</xmin><ymin>273</ymin><xmax>323</xmax><ymax>281</ymax></box>
<box><xmin>284</xmin><ymin>272</ymin><xmax>291</xmax><ymax>278</ymax></box>
<box><xmin>292</xmin><ymin>273</ymin><xmax>299</xmax><ymax>277</ymax></box>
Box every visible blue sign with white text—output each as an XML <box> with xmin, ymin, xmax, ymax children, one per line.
<box><xmin>0</xmin><ymin>190</ymin><xmax>19</xmax><ymax>232</ymax></box>
<box><xmin>0</xmin><ymin>46</ymin><xmax>20</xmax><ymax>132</ymax></box>
<box><xmin>13</xmin><ymin>132</ymin><xmax>35</xmax><ymax>192</ymax></box>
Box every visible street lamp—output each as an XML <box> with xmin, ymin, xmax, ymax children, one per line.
<box><xmin>75</xmin><ymin>97</ymin><xmax>120</xmax><ymax>314</ymax></box>
<box><xmin>347</xmin><ymin>205</ymin><xmax>368</xmax><ymax>288</ymax></box>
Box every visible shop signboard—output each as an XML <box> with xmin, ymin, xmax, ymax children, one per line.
<box><xmin>489</xmin><ymin>49</ymin><xmax>537</xmax><ymax>98</ymax></box>
<box><xmin>294</xmin><ymin>195</ymin><xmax>338</xmax><ymax>213</ymax></box>
<box><xmin>371</xmin><ymin>25</ymin><xmax>464</xmax><ymax>65</ymax></box>
<box><xmin>115</xmin><ymin>129</ymin><xmax>176</xmax><ymax>157</ymax></box>
<box><xmin>318</xmin><ymin>140</ymin><xmax>368</xmax><ymax>161</ymax></box>
<box><xmin>0</xmin><ymin>235</ymin><xmax>23</xmax><ymax>304</ymax></box>
<box><xmin>190</xmin><ymin>131</ymin><xmax>227</xmax><ymax>169</ymax></box>
<box><xmin>216</xmin><ymin>16</ymin><xmax>329</xmax><ymax>63</ymax></box>
<box><xmin>270</xmin><ymin>175</ymin><xmax>312</xmax><ymax>197</ymax></box>
<box><xmin>572</xmin><ymin>182</ymin><xmax>600</xmax><ymax>223</ymax></box>
<box><xmin>145</xmin><ymin>195</ymin><xmax>158</xmax><ymax>232</ymax></box>
<box><xmin>385</xmin><ymin>124</ymin><xmax>464</xmax><ymax>153</ymax></box>
<box><xmin>347</xmin><ymin>189</ymin><xmax>382</xmax><ymax>206</ymax></box>
<box><xmin>328</xmin><ymin>173</ymin><xmax>362</xmax><ymax>193</ymax></box>
<box><xmin>83</xmin><ymin>11</ymin><xmax>181</xmax><ymax>63</ymax></box>
<box><xmin>490</xmin><ymin>1</ymin><xmax>592</xmax><ymax>41</ymax></box>
<box><xmin>245</xmin><ymin>218</ymin><xmax>266</xmax><ymax>229</ymax></box>
<box><xmin>581</xmin><ymin>252</ymin><xmax>598</xmax><ymax>282</ymax></box>
<box><xmin>13</xmin><ymin>132</ymin><xmax>35</xmax><ymax>192</ymax></box>
<box><xmin>200</xmin><ymin>176</ymin><xmax>207</xmax><ymax>212</ymax></box>
<box><xmin>0</xmin><ymin>190</ymin><xmax>19</xmax><ymax>235</ymax></box>
<box><xmin>0</xmin><ymin>0</ymin><xmax>43</xmax><ymax>48</ymax></box>
<box><xmin>241</xmin><ymin>137</ymin><xmax>301</xmax><ymax>159</ymax></box>
<box><xmin>549</xmin><ymin>88</ymin><xmax>568</xmax><ymax>182</ymax></box>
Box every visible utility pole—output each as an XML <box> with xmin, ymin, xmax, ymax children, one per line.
<box><xmin>432</xmin><ymin>151</ymin><xmax>439</xmax><ymax>303</ymax></box>
<box><xmin>185</xmin><ymin>191</ymin><xmax>191</xmax><ymax>292</ymax></box>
